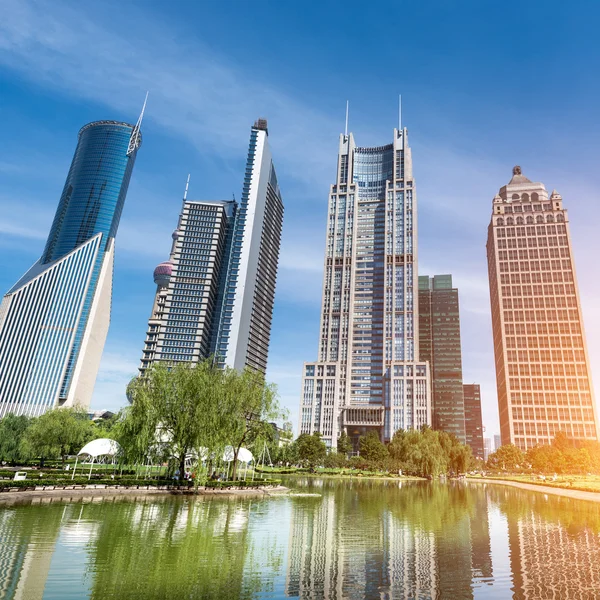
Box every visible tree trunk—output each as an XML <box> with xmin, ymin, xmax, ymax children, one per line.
<box><xmin>179</xmin><ymin>455</ymin><xmax>186</xmax><ymax>485</ymax></box>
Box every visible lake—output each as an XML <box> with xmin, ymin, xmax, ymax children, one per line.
<box><xmin>1</xmin><ymin>477</ymin><xmax>600</xmax><ymax>599</ymax></box>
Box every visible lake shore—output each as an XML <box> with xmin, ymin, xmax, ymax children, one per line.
<box><xmin>471</xmin><ymin>477</ymin><xmax>600</xmax><ymax>503</ymax></box>
<box><xmin>0</xmin><ymin>484</ymin><xmax>289</xmax><ymax>504</ymax></box>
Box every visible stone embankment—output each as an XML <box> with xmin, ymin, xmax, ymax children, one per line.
<box><xmin>0</xmin><ymin>484</ymin><xmax>289</xmax><ymax>503</ymax></box>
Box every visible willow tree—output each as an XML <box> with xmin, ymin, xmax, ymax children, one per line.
<box><xmin>221</xmin><ymin>367</ymin><xmax>284</xmax><ymax>481</ymax></box>
<box><xmin>124</xmin><ymin>361</ymin><xmax>227</xmax><ymax>479</ymax></box>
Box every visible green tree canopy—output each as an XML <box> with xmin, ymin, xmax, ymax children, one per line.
<box><xmin>219</xmin><ymin>367</ymin><xmax>284</xmax><ymax>480</ymax></box>
<box><xmin>21</xmin><ymin>408</ymin><xmax>94</xmax><ymax>467</ymax></box>
<box><xmin>123</xmin><ymin>360</ymin><xmax>228</xmax><ymax>479</ymax></box>
<box><xmin>487</xmin><ymin>444</ymin><xmax>524</xmax><ymax>471</ymax></box>
<box><xmin>336</xmin><ymin>431</ymin><xmax>352</xmax><ymax>456</ymax></box>
<box><xmin>358</xmin><ymin>431</ymin><xmax>388</xmax><ymax>463</ymax></box>
<box><xmin>295</xmin><ymin>432</ymin><xmax>327</xmax><ymax>468</ymax></box>
<box><xmin>0</xmin><ymin>414</ymin><xmax>31</xmax><ymax>465</ymax></box>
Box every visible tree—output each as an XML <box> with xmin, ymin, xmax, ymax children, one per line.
<box><xmin>337</xmin><ymin>431</ymin><xmax>352</xmax><ymax>456</ymax></box>
<box><xmin>0</xmin><ymin>414</ymin><xmax>31</xmax><ymax>465</ymax></box>
<box><xmin>358</xmin><ymin>431</ymin><xmax>388</xmax><ymax>463</ymax></box>
<box><xmin>124</xmin><ymin>360</ymin><xmax>228</xmax><ymax>480</ymax></box>
<box><xmin>295</xmin><ymin>432</ymin><xmax>327</xmax><ymax>468</ymax></box>
<box><xmin>21</xmin><ymin>408</ymin><xmax>94</xmax><ymax>467</ymax></box>
<box><xmin>220</xmin><ymin>367</ymin><xmax>285</xmax><ymax>481</ymax></box>
<box><xmin>487</xmin><ymin>444</ymin><xmax>524</xmax><ymax>471</ymax></box>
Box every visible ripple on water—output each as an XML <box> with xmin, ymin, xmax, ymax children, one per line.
<box><xmin>2</xmin><ymin>479</ymin><xmax>600</xmax><ymax>599</ymax></box>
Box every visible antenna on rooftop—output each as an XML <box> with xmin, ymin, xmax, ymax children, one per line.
<box><xmin>183</xmin><ymin>174</ymin><xmax>190</xmax><ymax>200</ymax></box>
<box><xmin>344</xmin><ymin>100</ymin><xmax>349</xmax><ymax>137</ymax></box>
<box><xmin>127</xmin><ymin>91</ymin><xmax>148</xmax><ymax>156</ymax></box>
<box><xmin>398</xmin><ymin>94</ymin><xmax>402</xmax><ymax>132</ymax></box>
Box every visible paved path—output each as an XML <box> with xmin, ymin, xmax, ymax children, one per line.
<box><xmin>472</xmin><ymin>478</ymin><xmax>600</xmax><ymax>503</ymax></box>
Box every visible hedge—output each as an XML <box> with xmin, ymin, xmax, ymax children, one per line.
<box><xmin>0</xmin><ymin>477</ymin><xmax>281</xmax><ymax>492</ymax></box>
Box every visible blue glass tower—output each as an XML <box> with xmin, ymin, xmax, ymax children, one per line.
<box><xmin>0</xmin><ymin>112</ymin><xmax>143</xmax><ymax>417</ymax></box>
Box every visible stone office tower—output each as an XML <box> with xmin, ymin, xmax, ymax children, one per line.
<box><xmin>486</xmin><ymin>166</ymin><xmax>599</xmax><ymax>450</ymax></box>
<box><xmin>300</xmin><ymin>125</ymin><xmax>431</xmax><ymax>450</ymax></box>
<box><xmin>139</xmin><ymin>119</ymin><xmax>283</xmax><ymax>374</ymax></box>
<box><xmin>418</xmin><ymin>274</ymin><xmax>466</xmax><ymax>442</ymax></box>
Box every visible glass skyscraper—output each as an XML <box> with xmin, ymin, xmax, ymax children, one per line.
<box><xmin>418</xmin><ymin>274</ymin><xmax>466</xmax><ymax>442</ymax></box>
<box><xmin>0</xmin><ymin>115</ymin><xmax>143</xmax><ymax>417</ymax></box>
<box><xmin>300</xmin><ymin>126</ymin><xmax>431</xmax><ymax>450</ymax></box>
<box><xmin>139</xmin><ymin>119</ymin><xmax>283</xmax><ymax>374</ymax></box>
<box><xmin>487</xmin><ymin>166</ymin><xmax>600</xmax><ymax>450</ymax></box>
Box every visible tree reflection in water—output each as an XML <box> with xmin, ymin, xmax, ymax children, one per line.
<box><xmin>1</xmin><ymin>480</ymin><xmax>600</xmax><ymax>599</ymax></box>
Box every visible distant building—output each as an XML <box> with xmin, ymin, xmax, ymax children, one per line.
<box><xmin>87</xmin><ymin>410</ymin><xmax>115</xmax><ymax>421</ymax></box>
<box><xmin>486</xmin><ymin>166</ymin><xmax>599</xmax><ymax>450</ymax></box>
<box><xmin>0</xmin><ymin>112</ymin><xmax>144</xmax><ymax>418</ymax></box>
<box><xmin>494</xmin><ymin>434</ymin><xmax>501</xmax><ymax>451</ymax></box>
<box><xmin>419</xmin><ymin>274</ymin><xmax>466</xmax><ymax>442</ymax></box>
<box><xmin>484</xmin><ymin>437</ymin><xmax>493</xmax><ymax>461</ymax></box>
<box><xmin>269</xmin><ymin>422</ymin><xmax>293</xmax><ymax>447</ymax></box>
<box><xmin>463</xmin><ymin>384</ymin><xmax>484</xmax><ymax>460</ymax></box>
<box><xmin>300</xmin><ymin>124</ymin><xmax>431</xmax><ymax>450</ymax></box>
<box><xmin>139</xmin><ymin>119</ymin><xmax>283</xmax><ymax>374</ymax></box>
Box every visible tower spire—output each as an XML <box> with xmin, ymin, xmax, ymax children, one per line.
<box><xmin>183</xmin><ymin>173</ymin><xmax>190</xmax><ymax>200</ymax></box>
<box><xmin>345</xmin><ymin>100</ymin><xmax>349</xmax><ymax>137</ymax></box>
<box><xmin>398</xmin><ymin>94</ymin><xmax>402</xmax><ymax>131</ymax></box>
<box><xmin>127</xmin><ymin>91</ymin><xmax>148</xmax><ymax>156</ymax></box>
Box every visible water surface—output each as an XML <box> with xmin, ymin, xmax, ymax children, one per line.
<box><xmin>1</xmin><ymin>477</ymin><xmax>600</xmax><ymax>599</ymax></box>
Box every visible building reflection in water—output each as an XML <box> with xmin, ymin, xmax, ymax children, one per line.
<box><xmin>2</xmin><ymin>482</ymin><xmax>600</xmax><ymax>598</ymax></box>
<box><xmin>284</xmin><ymin>480</ymin><xmax>494</xmax><ymax>599</ymax></box>
<box><xmin>489</xmin><ymin>485</ymin><xmax>600</xmax><ymax>598</ymax></box>
<box><xmin>0</xmin><ymin>498</ymin><xmax>64</xmax><ymax>600</ymax></box>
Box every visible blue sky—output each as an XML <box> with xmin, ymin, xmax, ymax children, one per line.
<box><xmin>2</xmin><ymin>0</ymin><xmax>600</xmax><ymax>439</ymax></box>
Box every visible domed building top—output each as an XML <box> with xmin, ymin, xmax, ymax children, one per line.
<box><xmin>153</xmin><ymin>260</ymin><xmax>173</xmax><ymax>287</ymax></box>
<box><xmin>508</xmin><ymin>165</ymin><xmax>532</xmax><ymax>185</ymax></box>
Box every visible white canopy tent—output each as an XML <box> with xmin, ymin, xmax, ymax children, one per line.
<box><xmin>72</xmin><ymin>438</ymin><xmax>122</xmax><ymax>479</ymax></box>
<box><xmin>222</xmin><ymin>446</ymin><xmax>254</xmax><ymax>464</ymax></box>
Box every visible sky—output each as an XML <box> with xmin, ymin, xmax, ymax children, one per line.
<box><xmin>2</xmin><ymin>0</ymin><xmax>600</xmax><ymax>440</ymax></box>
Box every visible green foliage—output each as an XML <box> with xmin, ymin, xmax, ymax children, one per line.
<box><xmin>525</xmin><ymin>433</ymin><xmax>595</xmax><ymax>475</ymax></box>
<box><xmin>336</xmin><ymin>431</ymin><xmax>352</xmax><ymax>456</ymax></box>
<box><xmin>358</xmin><ymin>431</ymin><xmax>389</xmax><ymax>463</ymax></box>
<box><xmin>295</xmin><ymin>432</ymin><xmax>327</xmax><ymax>468</ymax></box>
<box><xmin>123</xmin><ymin>361</ymin><xmax>230</xmax><ymax>478</ymax></box>
<box><xmin>0</xmin><ymin>414</ymin><xmax>31</xmax><ymax>465</ymax></box>
<box><xmin>219</xmin><ymin>367</ymin><xmax>285</xmax><ymax>480</ymax></box>
<box><xmin>122</xmin><ymin>359</ymin><xmax>284</xmax><ymax>481</ymax></box>
<box><xmin>21</xmin><ymin>408</ymin><xmax>94</xmax><ymax>467</ymax></box>
<box><xmin>487</xmin><ymin>444</ymin><xmax>524</xmax><ymax>471</ymax></box>
<box><xmin>389</xmin><ymin>428</ymin><xmax>445</xmax><ymax>477</ymax></box>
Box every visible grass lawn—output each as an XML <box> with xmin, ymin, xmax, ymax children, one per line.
<box><xmin>469</xmin><ymin>473</ymin><xmax>600</xmax><ymax>494</ymax></box>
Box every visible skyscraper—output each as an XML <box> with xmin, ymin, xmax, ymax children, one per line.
<box><xmin>0</xmin><ymin>111</ymin><xmax>143</xmax><ymax>417</ymax></box>
<box><xmin>486</xmin><ymin>166</ymin><xmax>599</xmax><ymax>451</ymax></box>
<box><xmin>483</xmin><ymin>437</ymin><xmax>493</xmax><ymax>461</ymax></box>
<box><xmin>300</xmin><ymin>125</ymin><xmax>431</xmax><ymax>449</ymax></box>
<box><xmin>139</xmin><ymin>119</ymin><xmax>283</xmax><ymax>374</ymax></box>
<box><xmin>140</xmin><ymin>199</ymin><xmax>236</xmax><ymax>371</ymax></box>
<box><xmin>493</xmin><ymin>434</ymin><xmax>501</xmax><ymax>450</ymax></box>
<box><xmin>418</xmin><ymin>274</ymin><xmax>466</xmax><ymax>442</ymax></box>
<box><xmin>463</xmin><ymin>383</ymin><xmax>484</xmax><ymax>460</ymax></box>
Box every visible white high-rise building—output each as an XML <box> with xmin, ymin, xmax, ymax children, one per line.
<box><xmin>300</xmin><ymin>125</ymin><xmax>431</xmax><ymax>450</ymax></box>
<box><xmin>139</xmin><ymin>119</ymin><xmax>283</xmax><ymax>375</ymax></box>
